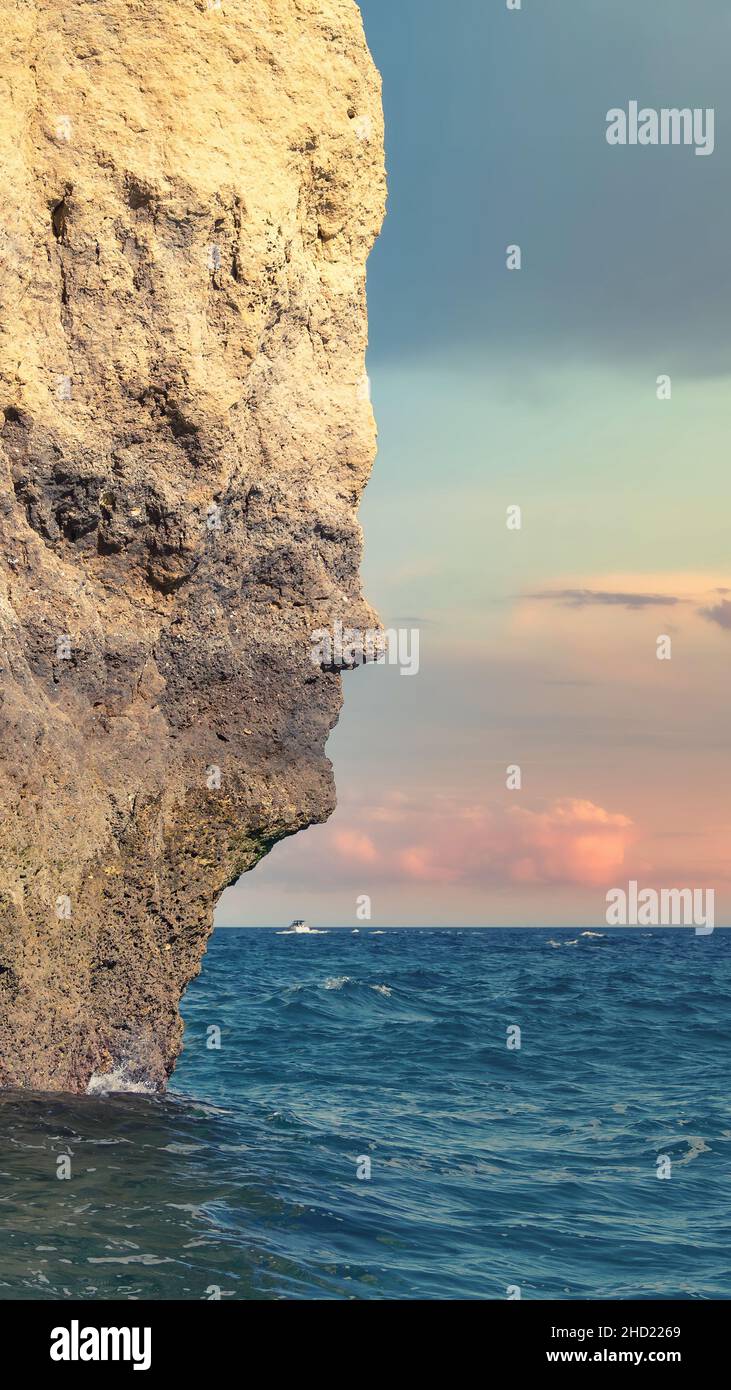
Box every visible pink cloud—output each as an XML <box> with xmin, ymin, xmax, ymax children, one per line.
<box><xmin>397</xmin><ymin>845</ymin><xmax>458</xmax><ymax>883</ymax></box>
<box><xmin>279</xmin><ymin>794</ymin><xmax>635</xmax><ymax>890</ymax></box>
<box><xmin>331</xmin><ymin>828</ymin><xmax>379</xmax><ymax>865</ymax></box>
<box><xmin>503</xmin><ymin>799</ymin><xmax>633</xmax><ymax>886</ymax></box>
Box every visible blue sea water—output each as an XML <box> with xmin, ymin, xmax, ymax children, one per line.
<box><xmin>1</xmin><ymin>928</ymin><xmax>729</xmax><ymax>1301</ymax></box>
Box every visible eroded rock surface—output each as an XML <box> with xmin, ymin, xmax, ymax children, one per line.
<box><xmin>0</xmin><ymin>0</ymin><xmax>385</xmax><ymax>1091</ymax></box>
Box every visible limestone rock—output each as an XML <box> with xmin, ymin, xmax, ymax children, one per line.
<box><xmin>0</xmin><ymin>0</ymin><xmax>385</xmax><ymax>1092</ymax></box>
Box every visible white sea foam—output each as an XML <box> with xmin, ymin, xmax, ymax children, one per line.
<box><xmin>276</xmin><ymin>926</ymin><xmax>327</xmax><ymax>935</ymax></box>
<box><xmin>86</xmin><ymin>1066</ymin><xmax>157</xmax><ymax>1096</ymax></box>
<box><xmin>87</xmin><ymin>1253</ymin><xmax>174</xmax><ymax>1266</ymax></box>
<box><xmin>678</xmin><ymin>1137</ymin><xmax>710</xmax><ymax>1166</ymax></box>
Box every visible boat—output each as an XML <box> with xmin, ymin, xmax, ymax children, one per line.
<box><xmin>276</xmin><ymin>919</ymin><xmax>326</xmax><ymax>935</ymax></box>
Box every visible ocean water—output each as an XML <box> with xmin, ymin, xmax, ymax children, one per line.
<box><xmin>1</xmin><ymin>928</ymin><xmax>729</xmax><ymax>1301</ymax></box>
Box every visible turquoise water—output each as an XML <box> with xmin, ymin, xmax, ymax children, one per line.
<box><xmin>1</xmin><ymin>929</ymin><xmax>729</xmax><ymax>1300</ymax></box>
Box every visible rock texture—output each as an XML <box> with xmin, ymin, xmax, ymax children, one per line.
<box><xmin>0</xmin><ymin>0</ymin><xmax>385</xmax><ymax>1092</ymax></box>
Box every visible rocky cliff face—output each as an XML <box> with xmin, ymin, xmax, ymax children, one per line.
<box><xmin>0</xmin><ymin>0</ymin><xmax>385</xmax><ymax>1092</ymax></box>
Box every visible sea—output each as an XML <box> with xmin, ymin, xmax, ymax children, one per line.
<box><xmin>1</xmin><ymin>928</ymin><xmax>729</xmax><ymax>1301</ymax></box>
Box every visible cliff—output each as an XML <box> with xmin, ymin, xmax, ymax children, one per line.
<box><xmin>0</xmin><ymin>0</ymin><xmax>385</xmax><ymax>1091</ymax></box>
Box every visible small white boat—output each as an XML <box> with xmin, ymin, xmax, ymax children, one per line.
<box><xmin>276</xmin><ymin>919</ymin><xmax>326</xmax><ymax>935</ymax></box>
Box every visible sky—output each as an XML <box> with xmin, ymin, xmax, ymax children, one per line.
<box><xmin>217</xmin><ymin>0</ymin><xmax>731</xmax><ymax>927</ymax></box>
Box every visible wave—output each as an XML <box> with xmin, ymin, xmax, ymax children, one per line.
<box><xmin>322</xmin><ymin>976</ymin><xmax>392</xmax><ymax>997</ymax></box>
<box><xmin>276</xmin><ymin>927</ymin><xmax>328</xmax><ymax>935</ymax></box>
<box><xmin>5</xmin><ymin>927</ymin><xmax>722</xmax><ymax>1303</ymax></box>
<box><xmin>86</xmin><ymin>1066</ymin><xmax>158</xmax><ymax>1096</ymax></box>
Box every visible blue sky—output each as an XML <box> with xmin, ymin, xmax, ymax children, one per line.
<box><xmin>217</xmin><ymin>1</ymin><xmax>731</xmax><ymax>927</ymax></box>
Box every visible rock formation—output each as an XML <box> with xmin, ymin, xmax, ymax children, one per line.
<box><xmin>0</xmin><ymin>0</ymin><xmax>385</xmax><ymax>1092</ymax></box>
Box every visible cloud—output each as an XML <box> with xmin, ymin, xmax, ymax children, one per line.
<box><xmin>503</xmin><ymin>799</ymin><xmax>634</xmax><ymax>887</ymax></box>
<box><xmin>332</xmin><ymin>829</ymin><xmax>379</xmax><ymax>865</ymax></box>
<box><xmin>271</xmin><ymin>794</ymin><xmax>635</xmax><ymax>891</ymax></box>
<box><xmin>700</xmin><ymin>598</ymin><xmax>731</xmax><ymax>631</ymax></box>
<box><xmin>527</xmin><ymin>589</ymin><xmax>681</xmax><ymax>610</ymax></box>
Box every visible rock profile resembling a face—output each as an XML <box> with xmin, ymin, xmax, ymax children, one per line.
<box><xmin>0</xmin><ymin>0</ymin><xmax>386</xmax><ymax>1093</ymax></box>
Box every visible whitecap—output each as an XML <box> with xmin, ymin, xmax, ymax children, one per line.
<box><xmin>88</xmin><ymin>1254</ymin><xmax>174</xmax><ymax>1266</ymax></box>
<box><xmin>86</xmin><ymin>1066</ymin><xmax>157</xmax><ymax>1096</ymax></box>
<box><xmin>680</xmin><ymin>1137</ymin><xmax>710</xmax><ymax>1165</ymax></box>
